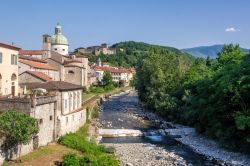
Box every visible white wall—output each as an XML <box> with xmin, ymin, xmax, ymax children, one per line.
<box><xmin>58</xmin><ymin>109</ymin><xmax>86</xmax><ymax>136</ymax></box>
<box><xmin>51</xmin><ymin>45</ymin><xmax>68</xmax><ymax>55</ymax></box>
<box><xmin>0</xmin><ymin>47</ymin><xmax>19</xmax><ymax>96</ymax></box>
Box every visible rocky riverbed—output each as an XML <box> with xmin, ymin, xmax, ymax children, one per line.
<box><xmin>97</xmin><ymin>90</ymin><xmax>250</xmax><ymax>166</ymax></box>
<box><xmin>105</xmin><ymin>143</ymin><xmax>188</xmax><ymax>166</ymax></box>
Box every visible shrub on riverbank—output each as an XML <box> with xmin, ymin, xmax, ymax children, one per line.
<box><xmin>59</xmin><ymin>124</ymin><xmax>119</xmax><ymax>166</ymax></box>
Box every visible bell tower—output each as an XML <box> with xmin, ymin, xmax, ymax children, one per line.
<box><xmin>42</xmin><ymin>34</ymin><xmax>51</xmax><ymax>59</ymax></box>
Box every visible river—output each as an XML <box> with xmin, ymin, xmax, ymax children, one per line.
<box><xmin>98</xmin><ymin>90</ymin><xmax>220</xmax><ymax>166</ymax></box>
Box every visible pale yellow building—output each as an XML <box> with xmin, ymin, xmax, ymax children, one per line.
<box><xmin>0</xmin><ymin>43</ymin><xmax>20</xmax><ymax>96</ymax></box>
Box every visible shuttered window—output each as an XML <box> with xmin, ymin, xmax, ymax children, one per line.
<box><xmin>11</xmin><ymin>54</ymin><xmax>17</xmax><ymax>65</ymax></box>
<box><xmin>0</xmin><ymin>52</ymin><xmax>2</xmax><ymax>63</ymax></box>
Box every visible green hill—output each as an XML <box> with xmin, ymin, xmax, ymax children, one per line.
<box><xmin>87</xmin><ymin>41</ymin><xmax>195</xmax><ymax>67</ymax></box>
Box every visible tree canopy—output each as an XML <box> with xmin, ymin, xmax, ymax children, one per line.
<box><xmin>135</xmin><ymin>43</ymin><xmax>250</xmax><ymax>154</ymax></box>
<box><xmin>0</xmin><ymin>111</ymin><xmax>39</xmax><ymax>145</ymax></box>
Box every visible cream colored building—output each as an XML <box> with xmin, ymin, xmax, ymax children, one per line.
<box><xmin>0</xmin><ymin>43</ymin><xmax>20</xmax><ymax>96</ymax></box>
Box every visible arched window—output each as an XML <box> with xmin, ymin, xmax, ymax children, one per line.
<box><xmin>11</xmin><ymin>73</ymin><xmax>17</xmax><ymax>81</ymax></box>
<box><xmin>11</xmin><ymin>73</ymin><xmax>17</xmax><ymax>96</ymax></box>
<box><xmin>68</xmin><ymin>70</ymin><xmax>74</xmax><ymax>74</ymax></box>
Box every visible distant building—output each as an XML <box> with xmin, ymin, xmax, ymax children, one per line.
<box><xmin>0</xmin><ymin>43</ymin><xmax>20</xmax><ymax>96</ymax></box>
<box><xmin>93</xmin><ymin>59</ymin><xmax>135</xmax><ymax>86</ymax></box>
<box><xmin>76</xmin><ymin>43</ymin><xmax>116</xmax><ymax>56</ymax></box>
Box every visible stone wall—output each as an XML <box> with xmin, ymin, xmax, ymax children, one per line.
<box><xmin>0</xmin><ymin>97</ymin><xmax>31</xmax><ymax>114</ymax></box>
<box><xmin>0</xmin><ymin>95</ymin><xmax>57</xmax><ymax>165</ymax></box>
<box><xmin>64</xmin><ymin>67</ymin><xmax>83</xmax><ymax>86</ymax></box>
<box><xmin>19</xmin><ymin>72</ymin><xmax>45</xmax><ymax>84</ymax></box>
<box><xmin>58</xmin><ymin>109</ymin><xmax>86</xmax><ymax>137</ymax></box>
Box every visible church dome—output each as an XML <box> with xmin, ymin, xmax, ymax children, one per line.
<box><xmin>51</xmin><ymin>24</ymin><xmax>69</xmax><ymax>45</ymax></box>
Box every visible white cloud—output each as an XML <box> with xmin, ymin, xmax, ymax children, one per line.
<box><xmin>225</xmin><ymin>27</ymin><xmax>240</xmax><ymax>32</ymax></box>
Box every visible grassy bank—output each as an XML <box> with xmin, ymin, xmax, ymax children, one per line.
<box><xmin>59</xmin><ymin>86</ymin><xmax>123</xmax><ymax>166</ymax></box>
<box><xmin>58</xmin><ymin>122</ymin><xmax>119</xmax><ymax>166</ymax></box>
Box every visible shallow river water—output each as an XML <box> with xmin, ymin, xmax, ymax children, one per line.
<box><xmin>99</xmin><ymin>91</ymin><xmax>219</xmax><ymax>166</ymax></box>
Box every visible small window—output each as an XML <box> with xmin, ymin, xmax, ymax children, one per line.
<box><xmin>39</xmin><ymin>119</ymin><xmax>43</xmax><ymax>124</ymax></box>
<box><xmin>68</xmin><ymin>70</ymin><xmax>74</xmax><ymax>74</ymax></box>
<box><xmin>0</xmin><ymin>52</ymin><xmax>2</xmax><ymax>63</ymax></box>
<box><xmin>11</xmin><ymin>54</ymin><xmax>17</xmax><ymax>65</ymax></box>
<box><xmin>50</xmin><ymin>115</ymin><xmax>53</xmax><ymax>121</ymax></box>
<box><xmin>66</xmin><ymin>117</ymin><xmax>68</xmax><ymax>125</ymax></box>
<box><xmin>62</xmin><ymin>49</ymin><xmax>65</xmax><ymax>51</ymax></box>
<box><xmin>54</xmin><ymin>48</ymin><xmax>57</xmax><ymax>51</ymax></box>
<box><xmin>65</xmin><ymin>99</ymin><xmax>68</xmax><ymax>109</ymax></box>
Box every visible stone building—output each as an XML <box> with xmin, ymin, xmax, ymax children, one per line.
<box><xmin>21</xmin><ymin>81</ymin><xmax>87</xmax><ymax>137</ymax></box>
<box><xmin>0</xmin><ymin>43</ymin><xmax>20</xmax><ymax>96</ymax></box>
<box><xmin>94</xmin><ymin>65</ymin><xmax>134</xmax><ymax>86</ymax></box>
<box><xmin>19</xmin><ymin>50</ymin><xmax>45</xmax><ymax>59</ymax></box>
<box><xmin>18</xmin><ymin>23</ymin><xmax>89</xmax><ymax>87</ymax></box>
<box><xmin>0</xmin><ymin>95</ymin><xmax>57</xmax><ymax>164</ymax></box>
<box><xmin>76</xmin><ymin>43</ymin><xmax>116</xmax><ymax>56</ymax></box>
<box><xmin>18</xmin><ymin>59</ymin><xmax>59</xmax><ymax>82</ymax></box>
<box><xmin>19</xmin><ymin>71</ymin><xmax>53</xmax><ymax>83</ymax></box>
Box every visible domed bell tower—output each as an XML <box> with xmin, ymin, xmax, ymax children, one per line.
<box><xmin>51</xmin><ymin>23</ymin><xmax>69</xmax><ymax>55</ymax></box>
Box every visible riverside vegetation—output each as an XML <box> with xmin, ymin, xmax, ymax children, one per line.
<box><xmin>59</xmin><ymin>123</ymin><xmax>119</xmax><ymax>166</ymax></box>
<box><xmin>86</xmin><ymin>41</ymin><xmax>250</xmax><ymax>154</ymax></box>
<box><xmin>135</xmin><ymin>43</ymin><xmax>250</xmax><ymax>154</ymax></box>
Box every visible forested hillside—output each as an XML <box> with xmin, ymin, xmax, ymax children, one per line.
<box><xmin>136</xmin><ymin>44</ymin><xmax>250</xmax><ymax>154</ymax></box>
<box><xmin>86</xmin><ymin>41</ymin><xmax>195</xmax><ymax>67</ymax></box>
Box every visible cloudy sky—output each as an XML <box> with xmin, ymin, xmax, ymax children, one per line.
<box><xmin>0</xmin><ymin>0</ymin><xmax>249</xmax><ymax>50</ymax></box>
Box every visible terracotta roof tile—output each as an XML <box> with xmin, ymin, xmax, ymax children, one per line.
<box><xmin>63</xmin><ymin>59</ymin><xmax>82</xmax><ymax>64</ymax></box>
<box><xmin>26</xmin><ymin>71</ymin><xmax>52</xmax><ymax>82</ymax></box>
<box><xmin>0</xmin><ymin>42</ymin><xmax>21</xmax><ymax>51</ymax></box>
<box><xmin>21</xmin><ymin>81</ymin><xmax>83</xmax><ymax>91</ymax></box>
<box><xmin>19</xmin><ymin>50</ymin><xmax>44</xmax><ymax>55</ymax></box>
<box><xmin>19</xmin><ymin>60</ymin><xmax>58</xmax><ymax>71</ymax></box>
<box><xmin>94</xmin><ymin>66</ymin><xmax>129</xmax><ymax>73</ymax></box>
<box><xmin>19</xmin><ymin>55</ymin><xmax>46</xmax><ymax>63</ymax></box>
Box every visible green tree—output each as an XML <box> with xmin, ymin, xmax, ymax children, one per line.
<box><xmin>0</xmin><ymin>111</ymin><xmax>39</xmax><ymax>160</ymax></box>
<box><xmin>217</xmin><ymin>44</ymin><xmax>245</xmax><ymax>66</ymax></box>
<box><xmin>102</xmin><ymin>71</ymin><xmax>113</xmax><ymax>86</ymax></box>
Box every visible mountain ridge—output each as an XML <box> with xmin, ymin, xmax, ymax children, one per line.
<box><xmin>182</xmin><ymin>44</ymin><xmax>249</xmax><ymax>58</ymax></box>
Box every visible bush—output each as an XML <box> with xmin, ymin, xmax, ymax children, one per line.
<box><xmin>62</xmin><ymin>153</ymin><xmax>80</xmax><ymax>166</ymax></box>
<box><xmin>59</xmin><ymin>125</ymin><xmax>119</xmax><ymax>166</ymax></box>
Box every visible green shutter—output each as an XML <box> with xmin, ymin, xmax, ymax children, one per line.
<box><xmin>0</xmin><ymin>52</ymin><xmax>2</xmax><ymax>63</ymax></box>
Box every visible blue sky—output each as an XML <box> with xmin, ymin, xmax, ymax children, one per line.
<box><xmin>0</xmin><ymin>0</ymin><xmax>249</xmax><ymax>50</ymax></box>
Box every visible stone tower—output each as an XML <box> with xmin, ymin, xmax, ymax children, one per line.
<box><xmin>42</xmin><ymin>34</ymin><xmax>51</xmax><ymax>59</ymax></box>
